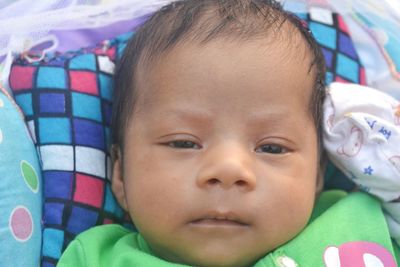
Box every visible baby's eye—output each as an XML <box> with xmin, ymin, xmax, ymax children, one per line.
<box><xmin>167</xmin><ymin>140</ymin><xmax>201</xmax><ymax>149</ymax></box>
<box><xmin>255</xmin><ymin>144</ymin><xmax>287</xmax><ymax>154</ymax></box>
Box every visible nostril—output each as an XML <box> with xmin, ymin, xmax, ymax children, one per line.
<box><xmin>235</xmin><ymin>180</ymin><xmax>247</xmax><ymax>187</ymax></box>
<box><xmin>207</xmin><ymin>178</ymin><xmax>220</xmax><ymax>185</ymax></box>
<box><xmin>206</xmin><ymin>178</ymin><xmax>248</xmax><ymax>187</ymax></box>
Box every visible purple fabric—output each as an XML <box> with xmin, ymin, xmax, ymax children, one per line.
<box><xmin>49</xmin><ymin>16</ymin><xmax>148</xmax><ymax>52</ymax></box>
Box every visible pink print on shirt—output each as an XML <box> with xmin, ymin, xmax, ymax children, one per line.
<box><xmin>323</xmin><ymin>241</ymin><xmax>396</xmax><ymax>267</ymax></box>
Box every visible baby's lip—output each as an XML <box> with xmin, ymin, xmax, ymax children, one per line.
<box><xmin>189</xmin><ymin>210</ymin><xmax>250</xmax><ymax>226</ymax></box>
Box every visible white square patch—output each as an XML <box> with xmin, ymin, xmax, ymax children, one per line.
<box><xmin>98</xmin><ymin>56</ymin><xmax>115</xmax><ymax>75</ymax></box>
<box><xmin>75</xmin><ymin>146</ymin><xmax>106</xmax><ymax>178</ymax></box>
<box><xmin>40</xmin><ymin>145</ymin><xmax>74</xmax><ymax>171</ymax></box>
<box><xmin>27</xmin><ymin>120</ymin><xmax>36</xmax><ymax>143</ymax></box>
<box><xmin>310</xmin><ymin>7</ymin><xmax>333</xmax><ymax>25</ymax></box>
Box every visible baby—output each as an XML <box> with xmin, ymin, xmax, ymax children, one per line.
<box><xmin>58</xmin><ymin>0</ymin><xmax>399</xmax><ymax>266</ymax></box>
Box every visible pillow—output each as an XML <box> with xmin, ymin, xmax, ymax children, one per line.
<box><xmin>0</xmin><ymin>87</ymin><xmax>42</xmax><ymax>266</ymax></box>
<box><xmin>9</xmin><ymin>8</ymin><xmax>366</xmax><ymax>266</ymax></box>
<box><xmin>9</xmin><ymin>33</ymin><xmax>134</xmax><ymax>267</ymax></box>
<box><xmin>298</xmin><ymin>7</ymin><xmax>367</xmax><ymax>85</ymax></box>
<box><xmin>295</xmin><ymin>7</ymin><xmax>367</xmax><ymax>191</ymax></box>
<box><xmin>353</xmin><ymin>7</ymin><xmax>400</xmax><ymax>80</ymax></box>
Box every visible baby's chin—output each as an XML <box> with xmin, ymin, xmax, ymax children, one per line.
<box><xmin>169</xmin><ymin>254</ymin><xmax>258</xmax><ymax>267</ymax></box>
<box><xmin>152</xmin><ymin>243</ymin><xmax>266</xmax><ymax>267</ymax></box>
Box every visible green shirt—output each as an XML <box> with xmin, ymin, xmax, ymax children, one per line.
<box><xmin>58</xmin><ymin>191</ymin><xmax>399</xmax><ymax>266</ymax></box>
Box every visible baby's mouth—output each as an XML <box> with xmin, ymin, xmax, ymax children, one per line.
<box><xmin>191</xmin><ymin>218</ymin><xmax>248</xmax><ymax>227</ymax></box>
<box><xmin>189</xmin><ymin>212</ymin><xmax>249</xmax><ymax>227</ymax></box>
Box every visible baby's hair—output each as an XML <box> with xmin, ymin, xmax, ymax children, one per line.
<box><xmin>112</xmin><ymin>0</ymin><xmax>326</xmax><ymax>152</ymax></box>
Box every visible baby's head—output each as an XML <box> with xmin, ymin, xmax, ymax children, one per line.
<box><xmin>111</xmin><ymin>0</ymin><xmax>326</xmax><ymax>266</ymax></box>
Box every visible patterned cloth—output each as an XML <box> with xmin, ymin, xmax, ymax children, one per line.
<box><xmin>323</xmin><ymin>82</ymin><xmax>400</xmax><ymax>245</ymax></box>
<box><xmin>352</xmin><ymin>2</ymin><xmax>400</xmax><ymax>80</ymax></box>
<box><xmin>9</xmin><ymin>33</ymin><xmax>134</xmax><ymax>267</ymax></box>
<box><xmin>323</xmin><ymin>82</ymin><xmax>400</xmax><ymax>201</ymax></box>
<box><xmin>297</xmin><ymin>6</ymin><xmax>367</xmax><ymax>85</ymax></box>
<box><xmin>0</xmin><ymin>87</ymin><xmax>42</xmax><ymax>267</ymax></box>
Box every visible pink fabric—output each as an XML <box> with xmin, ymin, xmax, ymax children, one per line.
<box><xmin>74</xmin><ymin>173</ymin><xmax>104</xmax><ymax>208</ymax></box>
<box><xmin>9</xmin><ymin>66</ymin><xmax>36</xmax><ymax>90</ymax></box>
<box><xmin>70</xmin><ymin>70</ymin><xmax>98</xmax><ymax>95</ymax></box>
<box><xmin>338</xmin><ymin>15</ymin><xmax>349</xmax><ymax>34</ymax></box>
<box><xmin>325</xmin><ymin>241</ymin><xmax>397</xmax><ymax>267</ymax></box>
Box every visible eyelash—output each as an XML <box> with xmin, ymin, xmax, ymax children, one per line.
<box><xmin>164</xmin><ymin>140</ymin><xmax>288</xmax><ymax>154</ymax></box>
<box><xmin>165</xmin><ymin>140</ymin><xmax>201</xmax><ymax>149</ymax></box>
<box><xmin>255</xmin><ymin>144</ymin><xmax>288</xmax><ymax>154</ymax></box>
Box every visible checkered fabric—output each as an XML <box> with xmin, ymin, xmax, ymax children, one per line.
<box><xmin>9</xmin><ymin>33</ymin><xmax>133</xmax><ymax>267</ymax></box>
<box><xmin>298</xmin><ymin>7</ymin><xmax>367</xmax><ymax>85</ymax></box>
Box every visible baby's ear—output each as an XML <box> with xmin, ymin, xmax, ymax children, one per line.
<box><xmin>111</xmin><ymin>145</ymin><xmax>128</xmax><ymax>211</ymax></box>
<box><xmin>316</xmin><ymin>168</ymin><xmax>324</xmax><ymax>196</ymax></box>
<box><xmin>316</xmin><ymin>151</ymin><xmax>327</xmax><ymax>197</ymax></box>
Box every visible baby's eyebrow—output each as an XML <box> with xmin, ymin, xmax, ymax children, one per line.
<box><xmin>161</xmin><ymin>108</ymin><xmax>212</xmax><ymax>124</ymax></box>
<box><xmin>247</xmin><ymin>111</ymin><xmax>313</xmax><ymax>133</ymax></box>
<box><xmin>246</xmin><ymin>110</ymin><xmax>293</xmax><ymax>124</ymax></box>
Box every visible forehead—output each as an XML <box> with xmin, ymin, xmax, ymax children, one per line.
<box><xmin>135</xmin><ymin>34</ymin><xmax>315</xmax><ymax>116</ymax></box>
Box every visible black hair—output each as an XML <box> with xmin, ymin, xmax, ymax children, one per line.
<box><xmin>112</xmin><ymin>0</ymin><xmax>326</xmax><ymax>154</ymax></box>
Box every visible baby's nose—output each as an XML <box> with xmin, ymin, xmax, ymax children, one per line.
<box><xmin>196</xmin><ymin>142</ymin><xmax>256</xmax><ymax>191</ymax></box>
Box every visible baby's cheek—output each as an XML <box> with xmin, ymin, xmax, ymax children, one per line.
<box><xmin>261</xmin><ymin>185</ymin><xmax>313</xmax><ymax>234</ymax></box>
<box><xmin>130</xmin><ymin>175</ymin><xmax>187</xmax><ymax>224</ymax></box>
<box><xmin>280</xmin><ymin>184</ymin><xmax>315</xmax><ymax>228</ymax></box>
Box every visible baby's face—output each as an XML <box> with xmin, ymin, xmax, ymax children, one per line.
<box><xmin>114</xmin><ymin>38</ymin><xmax>318</xmax><ymax>266</ymax></box>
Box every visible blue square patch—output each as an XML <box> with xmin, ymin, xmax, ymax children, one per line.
<box><xmin>67</xmin><ymin>206</ymin><xmax>98</xmax><ymax>234</ymax></box>
<box><xmin>42</xmin><ymin>229</ymin><xmax>64</xmax><ymax>259</ymax></box>
<box><xmin>309</xmin><ymin>22</ymin><xmax>337</xmax><ymax>50</ymax></box>
<box><xmin>44</xmin><ymin>203</ymin><xmax>64</xmax><ymax>225</ymax></box>
<box><xmin>322</xmin><ymin>48</ymin><xmax>334</xmax><ymax>69</ymax></box>
<box><xmin>336</xmin><ymin>53</ymin><xmax>359</xmax><ymax>83</ymax></box>
<box><xmin>339</xmin><ymin>33</ymin><xmax>358</xmax><ymax>59</ymax></box>
<box><xmin>14</xmin><ymin>93</ymin><xmax>33</xmax><ymax>116</ymax></box>
<box><xmin>99</xmin><ymin>73</ymin><xmax>113</xmax><ymax>101</ymax></box>
<box><xmin>38</xmin><ymin>118</ymin><xmax>71</xmax><ymax>144</ymax></box>
<box><xmin>39</xmin><ymin>93</ymin><xmax>66</xmax><ymax>114</ymax></box>
<box><xmin>73</xmin><ymin>118</ymin><xmax>105</xmax><ymax>150</ymax></box>
<box><xmin>325</xmin><ymin>71</ymin><xmax>334</xmax><ymax>85</ymax></box>
<box><xmin>72</xmin><ymin>92</ymin><xmax>101</xmax><ymax>122</ymax></box>
<box><xmin>44</xmin><ymin>171</ymin><xmax>73</xmax><ymax>199</ymax></box>
<box><xmin>69</xmin><ymin>54</ymin><xmax>97</xmax><ymax>71</ymax></box>
<box><xmin>104</xmin><ymin>184</ymin><xmax>123</xmax><ymax>217</ymax></box>
<box><xmin>37</xmin><ymin>67</ymin><xmax>67</xmax><ymax>89</ymax></box>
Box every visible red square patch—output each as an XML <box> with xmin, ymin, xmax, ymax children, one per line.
<box><xmin>73</xmin><ymin>173</ymin><xmax>104</xmax><ymax>208</ymax></box>
<box><xmin>70</xmin><ymin>70</ymin><xmax>98</xmax><ymax>95</ymax></box>
<box><xmin>9</xmin><ymin>66</ymin><xmax>36</xmax><ymax>91</ymax></box>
